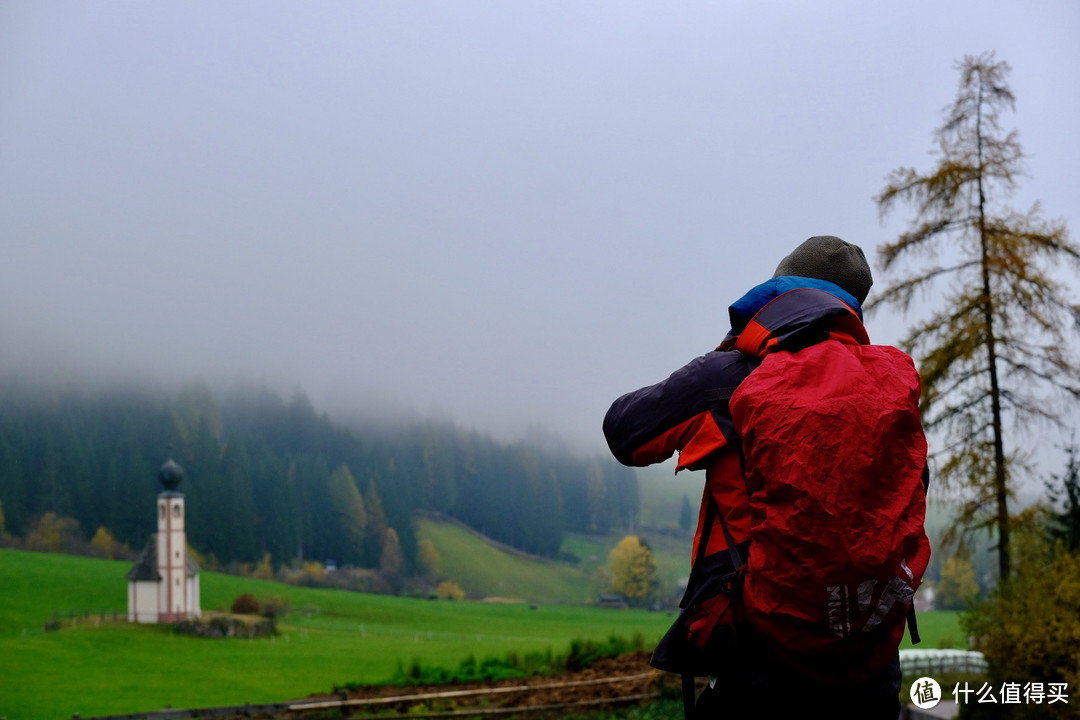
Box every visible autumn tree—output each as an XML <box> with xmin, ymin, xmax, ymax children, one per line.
<box><xmin>251</xmin><ymin>552</ymin><xmax>276</xmax><ymax>581</ymax></box>
<box><xmin>872</xmin><ymin>52</ymin><xmax>1080</xmax><ymax>581</ymax></box>
<box><xmin>379</xmin><ymin>527</ymin><xmax>404</xmax><ymax>575</ymax></box>
<box><xmin>417</xmin><ymin>538</ymin><xmax>441</xmax><ymax>576</ymax></box>
<box><xmin>364</xmin><ymin>480</ymin><xmax>389</xmax><ymax>566</ymax></box>
<box><xmin>609</xmin><ymin>535</ymin><xmax>658</xmax><ymax>605</ymax></box>
<box><xmin>25</xmin><ymin>513</ymin><xmax>84</xmax><ymax>554</ymax></box>
<box><xmin>90</xmin><ymin>526</ymin><xmax>127</xmax><ymax>559</ymax></box>
<box><xmin>436</xmin><ymin>579</ymin><xmax>466</xmax><ymax>600</ymax></box>
<box><xmin>964</xmin><ymin>538</ymin><xmax>1080</xmax><ymax>719</ymax></box>
<box><xmin>935</xmin><ymin>554</ymin><xmax>980</xmax><ymax>610</ymax></box>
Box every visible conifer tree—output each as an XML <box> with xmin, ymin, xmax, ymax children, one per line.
<box><xmin>873</xmin><ymin>52</ymin><xmax>1080</xmax><ymax>580</ymax></box>
<box><xmin>327</xmin><ymin>465</ymin><xmax>367</xmax><ymax>565</ymax></box>
<box><xmin>1045</xmin><ymin>442</ymin><xmax>1080</xmax><ymax>553</ymax></box>
<box><xmin>679</xmin><ymin>494</ymin><xmax>693</xmax><ymax>532</ymax></box>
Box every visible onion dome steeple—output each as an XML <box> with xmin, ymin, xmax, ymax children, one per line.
<box><xmin>158</xmin><ymin>453</ymin><xmax>184</xmax><ymax>492</ymax></box>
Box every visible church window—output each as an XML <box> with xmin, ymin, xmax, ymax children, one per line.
<box><xmin>173</xmin><ymin>505</ymin><xmax>181</xmax><ymax>518</ymax></box>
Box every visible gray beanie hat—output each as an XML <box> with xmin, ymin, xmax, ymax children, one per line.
<box><xmin>773</xmin><ymin>235</ymin><xmax>873</xmax><ymax>304</ymax></box>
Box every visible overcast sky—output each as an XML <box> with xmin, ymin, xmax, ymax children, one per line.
<box><xmin>2</xmin><ymin>1</ymin><xmax>1078</xmax><ymax>456</ymax></box>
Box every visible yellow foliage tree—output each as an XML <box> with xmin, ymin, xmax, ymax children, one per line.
<box><xmin>91</xmin><ymin>526</ymin><xmax>123</xmax><ymax>559</ymax></box>
<box><xmin>298</xmin><ymin>560</ymin><xmax>326</xmax><ymax>585</ymax></box>
<box><xmin>935</xmin><ymin>555</ymin><xmax>980</xmax><ymax>610</ymax></box>
<box><xmin>380</xmin><ymin>527</ymin><xmax>404</xmax><ymax>575</ymax></box>
<box><xmin>25</xmin><ymin>513</ymin><xmax>82</xmax><ymax>554</ymax></box>
<box><xmin>417</xmin><ymin>539</ymin><xmax>441</xmax><ymax>576</ymax></box>
<box><xmin>965</xmin><ymin>544</ymin><xmax>1080</xmax><ymax>719</ymax></box>
<box><xmin>436</xmin><ymin>580</ymin><xmax>466</xmax><ymax>600</ymax></box>
<box><xmin>609</xmin><ymin>535</ymin><xmax>658</xmax><ymax>605</ymax></box>
<box><xmin>252</xmin><ymin>552</ymin><xmax>275</xmax><ymax>581</ymax></box>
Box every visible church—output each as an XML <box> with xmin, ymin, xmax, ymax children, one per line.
<box><xmin>126</xmin><ymin>456</ymin><xmax>202</xmax><ymax>623</ymax></box>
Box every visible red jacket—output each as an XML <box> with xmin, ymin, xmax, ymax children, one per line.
<box><xmin>603</xmin><ymin>278</ymin><xmax>871</xmax><ymax>567</ymax></box>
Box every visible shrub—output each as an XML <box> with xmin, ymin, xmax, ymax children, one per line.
<box><xmin>964</xmin><ymin>542</ymin><xmax>1080</xmax><ymax>719</ymax></box>
<box><xmin>230</xmin><ymin>593</ymin><xmax>260</xmax><ymax>615</ymax></box>
<box><xmin>377</xmin><ymin>634</ymin><xmax>648</xmax><ymax>686</ymax></box>
<box><xmin>260</xmin><ymin>595</ymin><xmax>289</xmax><ymax>619</ymax></box>
<box><xmin>565</xmin><ymin>633</ymin><xmax>647</xmax><ymax>672</ymax></box>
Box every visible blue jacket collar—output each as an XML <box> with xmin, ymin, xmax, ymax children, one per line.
<box><xmin>727</xmin><ymin>276</ymin><xmax>863</xmax><ymax>336</ymax></box>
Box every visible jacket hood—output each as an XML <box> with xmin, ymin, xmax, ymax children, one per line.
<box><xmin>721</xmin><ymin>276</ymin><xmax>868</xmax><ymax>356</ymax></box>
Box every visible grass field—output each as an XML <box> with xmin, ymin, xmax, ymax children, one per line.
<box><xmin>1</xmin><ymin>536</ymin><xmax>965</xmax><ymax>720</ymax></box>
<box><xmin>415</xmin><ymin>518</ymin><xmax>597</xmax><ymax>602</ymax></box>
<box><xmin>899</xmin><ymin>608</ymin><xmax>967</xmax><ymax>651</ymax></box>
<box><xmin>416</xmin><ymin>515</ymin><xmax>690</xmax><ymax>603</ymax></box>
<box><xmin>0</xmin><ymin>548</ymin><xmax>675</xmax><ymax>720</ymax></box>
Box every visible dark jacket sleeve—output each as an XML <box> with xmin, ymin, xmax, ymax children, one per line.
<box><xmin>603</xmin><ymin>350</ymin><xmax>752</xmax><ymax>470</ymax></box>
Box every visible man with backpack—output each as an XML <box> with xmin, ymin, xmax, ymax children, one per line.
<box><xmin>603</xmin><ymin>236</ymin><xmax>930</xmax><ymax>719</ymax></box>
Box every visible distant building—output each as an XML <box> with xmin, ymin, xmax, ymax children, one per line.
<box><xmin>126</xmin><ymin>456</ymin><xmax>201</xmax><ymax>623</ymax></box>
<box><xmin>598</xmin><ymin>593</ymin><xmax>630</xmax><ymax>609</ymax></box>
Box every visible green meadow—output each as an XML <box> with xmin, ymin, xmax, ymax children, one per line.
<box><xmin>414</xmin><ymin>518</ymin><xmax>598</xmax><ymax>602</ymax></box>
<box><xmin>1</xmin><ymin>520</ymin><xmax>964</xmax><ymax>720</ymax></box>
<box><xmin>414</xmin><ymin>516</ymin><xmax>690</xmax><ymax>603</ymax></box>
<box><xmin>0</xmin><ymin>548</ymin><xmax>675</xmax><ymax>720</ymax></box>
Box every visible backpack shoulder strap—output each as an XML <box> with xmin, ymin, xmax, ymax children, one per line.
<box><xmin>908</xmin><ymin>601</ymin><xmax>921</xmax><ymax>645</ymax></box>
<box><xmin>678</xmin><ymin>350</ymin><xmax>757</xmax><ymax>720</ymax></box>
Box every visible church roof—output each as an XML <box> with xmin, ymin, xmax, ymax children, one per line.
<box><xmin>126</xmin><ymin>536</ymin><xmax>161</xmax><ymax>582</ymax></box>
<box><xmin>125</xmin><ymin>535</ymin><xmax>201</xmax><ymax>580</ymax></box>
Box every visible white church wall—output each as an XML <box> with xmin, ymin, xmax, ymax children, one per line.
<box><xmin>128</xmin><ymin>580</ymin><xmax>160</xmax><ymax>623</ymax></box>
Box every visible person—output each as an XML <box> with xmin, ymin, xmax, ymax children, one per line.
<box><xmin>603</xmin><ymin>236</ymin><xmax>927</xmax><ymax>719</ymax></box>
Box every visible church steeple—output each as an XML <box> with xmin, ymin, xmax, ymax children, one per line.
<box><xmin>158</xmin><ymin>454</ymin><xmax>184</xmax><ymax>492</ymax></box>
<box><xmin>127</xmin><ymin>449</ymin><xmax>201</xmax><ymax>623</ymax></box>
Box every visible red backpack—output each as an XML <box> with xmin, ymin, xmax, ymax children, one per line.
<box><xmin>729</xmin><ymin>338</ymin><xmax>931</xmax><ymax>682</ymax></box>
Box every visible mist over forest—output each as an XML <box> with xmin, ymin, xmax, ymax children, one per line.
<box><xmin>0</xmin><ymin>372</ymin><xmax>638</xmax><ymax>576</ymax></box>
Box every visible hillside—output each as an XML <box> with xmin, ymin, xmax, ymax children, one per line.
<box><xmin>416</xmin><ymin>514</ymin><xmax>691</xmax><ymax>604</ymax></box>
<box><xmin>417</xmin><ymin>515</ymin><xmax>596</xmax><ymax>602</ymax></box>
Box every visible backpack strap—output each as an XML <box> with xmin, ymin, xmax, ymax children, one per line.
<box><xmin>907</xmin><ymin>463</ymin><xmax>929</xmax><ymax>646</ymax></box>
<box><xmin>908</xmin><ymin>602</ymin><xmax>921</xmax><ymax>645</ymax></box>
<box><xmin>680</xmin><ymin>484</ymin><xmax>744</xmax><ymax>609</ymax></box>
<box><xmin>679</xmin><ymin>479</ymin><xmax>747</xmax><ymax>719</ymax></box>
<box><xmin>681</xmin><ymin>674</ymin><xmax>697</xmax><ymax>719</ymax></box>
<box><xmin>679</xmin><ymin>350</ymin><xmax>758</xmax><ymax>719</ymax></box>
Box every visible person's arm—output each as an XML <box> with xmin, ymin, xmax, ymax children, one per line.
<box><xmin>603</xmin><ymin>350</ymin><xmax>750</xmax><ymax>470</ymax></box>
